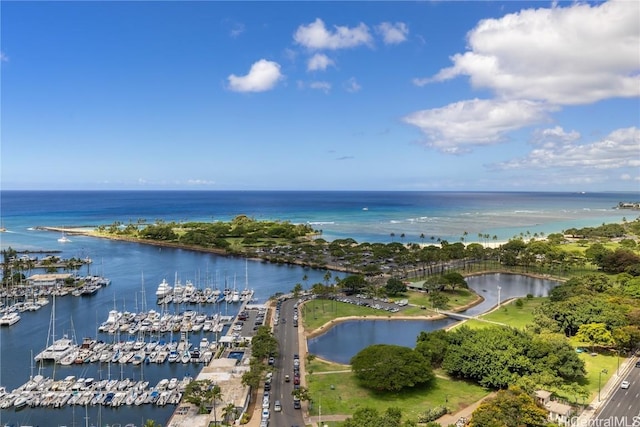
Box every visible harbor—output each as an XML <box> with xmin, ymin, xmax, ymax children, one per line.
<box><xmin>0</xmin><ymin>264</ymin><xmax>271</xmax><ymax>424</ymax></box>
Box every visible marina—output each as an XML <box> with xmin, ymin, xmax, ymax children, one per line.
<box><xmin>0</xmin><ymin>374</ymin><xmax>192</xmax><ymax>410</ymax></box>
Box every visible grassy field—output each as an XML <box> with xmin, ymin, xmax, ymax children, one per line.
<box><xmin>305</xmin><ymin>360</ymin><xmax>490</xmax><ymax>420</ymax></box>
<box><xmin>302</xmin><ymin>289</ymin><xmax>480</xmax><ymax>331</ymax></box>
<box><xmin>460</xmin><ymin>297</ymin><xmax>545</xmax><ymax>330</ymax></box>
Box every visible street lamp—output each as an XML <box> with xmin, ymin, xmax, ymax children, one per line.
<box><xmin>598</xmin><ymin>369</ymin><xmax>608</xmax><ymax>401</ymax></box>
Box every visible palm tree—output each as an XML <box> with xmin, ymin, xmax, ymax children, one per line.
<box><xmin>211</xmin><ymin>383</ymin><xmax>222</xmax><ymax>425</ymax></box>
<box><xmin>222</xmin><ymin>402</ymin><xmax>237</xmax><ymax>425</ymax></box>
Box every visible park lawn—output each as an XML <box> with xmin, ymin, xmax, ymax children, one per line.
<box><xmin>306</xmin><ymin>369</ymin><xmax>489</xmax><ymax>420</ymax></box>
<box><xmin>451</xmin><ymin>297</ymin><xmax>544</xmax><ymax>330</ymax></box>
<box><xmin>405</xmin><ymin>288</ymin><xmax>479</xmax><ymax>310</ymax></box>
<box><xmin>480</xmin><ymin>297</ymin><xmax>544</xmax><ymax>329</ymax></box>
<box><xmin>302</xmin><ymin>300</ymin><xmax>393</xmax><ymax>331</ymax></box>
<box><xmin>307</xmin><ymin>359</ymin><xmax>350</xmax><ymax>373</ymax></box>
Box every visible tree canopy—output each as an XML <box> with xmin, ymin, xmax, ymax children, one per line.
<box><xmin>350</xmin><ymin>344</ymin><xmax>434</xmax><ymax>392</ymax></box>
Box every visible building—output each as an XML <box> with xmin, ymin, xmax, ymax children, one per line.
<box><xmin>535</xmin><ymin>390</ymin><xmax>574</xmax><ymax>426</ymax></box>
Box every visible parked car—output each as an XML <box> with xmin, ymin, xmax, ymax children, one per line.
<box><xmin>293</xmin><ymin>398</ymin><xmax>301</xmax><ymax>409</ymax></box>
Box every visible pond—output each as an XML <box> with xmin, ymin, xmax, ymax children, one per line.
<box><xmin>307</xmin><ymin>273</ymin><xmax>560</xmax><ymax>364</ymax></box>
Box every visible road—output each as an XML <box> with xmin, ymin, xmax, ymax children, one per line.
<box><xmin>594</xmin><ymin>357</ymin><xmax>640</xmax><ymax>425</ymax></box>
<box><xmin>268</xmin><ymin>297</ymin><xmax>305</xmax><ymax>427</ymax></box>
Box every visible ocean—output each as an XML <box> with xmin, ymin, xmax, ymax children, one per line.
<box><xmin>0</xmin><ymin>190</ymin><xmax>637</xmax><ymax>426</ymax></box>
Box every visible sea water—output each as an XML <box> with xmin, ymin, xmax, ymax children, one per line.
<box><xmin>0</xmin><ymin>190</ymin><xmax>636</xmax><ymax>425</ymax></box>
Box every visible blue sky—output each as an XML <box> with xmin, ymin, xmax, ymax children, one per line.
<box><xmin>1</xmin><ymin>1</ymin><xmax>639</xmax><ymax>191</ymax></box>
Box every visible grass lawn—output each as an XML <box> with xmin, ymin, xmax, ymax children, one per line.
<box><xmin>405</xmin><ymin>288</ymin><xmax>480</xmax><ymax>311</ymax></box>
<box><xmin>302</xmin><ymin>300</ymin><xmax>395</xmax><ymax>331</ymax></box>
<box><xmin>306</xmin><ymin>368</ymin><xmax>490</xmax><ymax>420</ymax></box>
<box><xmin>302</xmin><ymin>289</ymin><xmax>481</xmax><ymax>331</ymax></box>
<box><xmin>452</xmin><ymin>297</ymin><xmax>544</xmax><ymax>330</ymax></box>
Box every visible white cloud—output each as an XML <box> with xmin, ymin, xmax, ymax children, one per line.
<box><xmin>307</xmin><ymin>53</ymin><xmax>335</xmax><ymax>71</ymax></box>
<box><xmin>497</xmin><ymin>126</ymin><xmax>640</xmax><ymax>170</ymax></box>
<box><xmin>417</xmin><ymin>0</ymin><xmax>640</xmax><ymax>105</ymax></box>
<box><xmin>403</xmin><ymin>98</ymin><xmax>551</xmax><ymax>153</ymax></box>
<box><xmin>227</xmin><ymin>59</ymin><xmax>283</xmax><ymax>93</ymax></box>
<box><xmin>530</xmin><ymin>126</ymin><xmax>581</xmax><ymax>148</ymax></box>
<box><xmin>309</xmin><ymin>81</ymin><xmax>331</xmax><ymax>93</ymax></box>
<box><xmin>0</xmin><ymin>51</ymin><xmax>8</xmax><ymax>62</ymax></box>
<box><xmin>230</xmin><ymin>23</ymin><xmax>245</xmax><ymax>38</ymax></box>
<box><xmin>376</xmin><ymin>22</ymin><xmax>409</xmax><ymax>45</ymax></box>
<box><xmin>344</xmin><ymin>77</ymin><xmax>362</xmax><ymax>93</ymax></box>
<box><xmin>294</xmin><ymin>18</ymin><xmax>373</xmax><ymax>50</ymax></box>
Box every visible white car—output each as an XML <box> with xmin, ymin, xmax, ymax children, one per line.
<box><xmin>621</xmin><ymin>380</ymin><xmax>630</xmax><ymax>389</ymax></box>
<box><xmin>274</xmin><ymin>400</ymin><xmax>282</xmax><ymax>412</ymax></box>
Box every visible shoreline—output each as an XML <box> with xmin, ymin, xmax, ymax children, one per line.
<box><xmin>303</xmin><ymin>290</ymin><xmax>485</xmax><ymax>340</ymax></box>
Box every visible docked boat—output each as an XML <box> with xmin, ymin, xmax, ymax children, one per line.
<box><xmin>34</xmin><ymin>336</ymin><xmax>76</xmax><ymax>363</ymax></box>
<box><xmin>0</xmin><ymin>311</ymin><xmax>21</xmax><ymax>326</ymax></box>
<box><xmin>155</xmin><ymin>279</ymin><xmax>173</xmax><ymax>301</ymax></box>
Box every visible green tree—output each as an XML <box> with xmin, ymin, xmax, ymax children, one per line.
<box><xmin>469</xmin><ymin>386</ymin><xmax>549</xmax><ymax>427</ymax></box>
<box><xmin>429</xmin><ymin>291</ymin><xmax>449</xmax><ymax>309</ymax></box>
<box><xmin>415</xmin><ymin>329</ymin><xmax>449</xmax><ymax>367</ymax></box>
<box><xmin>350</xmin><ymin>344</ymin><xmax>435</xmax><ymax>392</ymax></box>
<box><xmin>575</xmin><ymin>323</ymin><xmax>615</xmax><ymax>350</ymax></box>
<box><xmin>384</xmin><ymin>277</ymin><xmax>407</xmax><ymax>296</ymax></box>
<box><xmin>184</xmin><ymin>380</ymin><xmax>219</xmax><ymax>414</ymax></box>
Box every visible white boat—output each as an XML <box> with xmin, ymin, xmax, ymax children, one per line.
<box><xmin>0</xmin><ymin>311</ymin><xmax>21</xmax><ymax>326</ymax></box>
<box><xmin>155</xmin><ymin>279</ymin><xmax>173</xmax><ymax>300</ymax></box>
<box><xmin>57</xmin><ymin>232</ymin><xmax>71</xmax><ymax>243</ymax></box>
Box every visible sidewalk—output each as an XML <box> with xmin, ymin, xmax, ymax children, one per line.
<box><xmin>436</xmin><ymin>392</ymin><xmax>496</xmax><ymax>426</ymax></box>
<box><xmin>575</xmin><ymin>354</ymin><xmax>637</xmax><ymax>424</ymax></box>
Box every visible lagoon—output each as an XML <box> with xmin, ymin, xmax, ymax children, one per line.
<box><xmin>307</xmin><ymin>273</ymin><xmax>560</xmax><ymax>364</ymax></box>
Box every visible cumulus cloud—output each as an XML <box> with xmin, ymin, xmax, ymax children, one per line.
<box><xmin>227</xmin><ymin>59</ymin><xmax>283</xmax><ymax>92</ymax></box>
<box><xmin>294</xmin><ymin>18</ymin><xmax>373</xmax><ymax>50</ymax></box>
<box><xmin>496</xmin><ymin>126</ymin><xmax>640</xmax><ymax>170</ymax></box>
<box><xmin>377</xmin><ymin>22</ymin><xmax>409</xmax><ymax>45</ymax></box>
<box><xmin>417</xmin><ymin>1</ymin><xmax>640</xmax><ymax>105</ymax></box>
<box><xmin>307</xmin><ymin>53</ymin><xmax>335</xmax><ymax>71</ymax></box>
<box><xmin>403</xmin><ymin>98</ymin><xmax>552</xmax><ymax>153</ymax></box>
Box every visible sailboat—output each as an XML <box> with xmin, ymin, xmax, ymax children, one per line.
<box><xmin>58</xmin><ymin>231</ymin><xmax>71</xmax><ymax>243</ymax></box>
<box><xmin>34</xmin><ymin>294</ymin><xmax>77</xmax><ymax>363</ymax></box>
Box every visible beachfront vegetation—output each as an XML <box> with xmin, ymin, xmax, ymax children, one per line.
<box><xmin>350</xmin><ymin>344</ymin><xmax>435</xmax><ymax>392</ymax></box>
<box><xmin>88</xmin><ymin>217</ymin><xmax>640</xmax><ymax>284</ymax></box>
